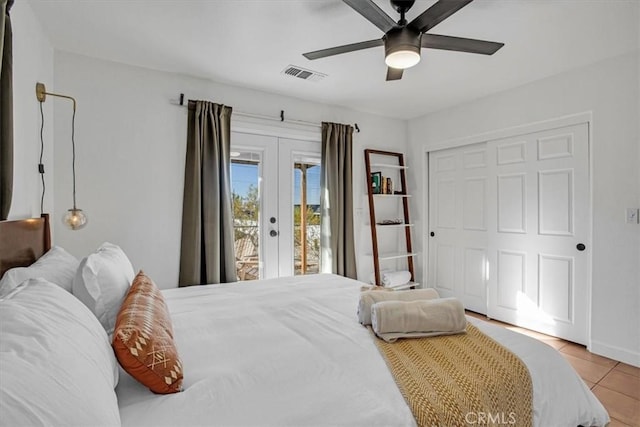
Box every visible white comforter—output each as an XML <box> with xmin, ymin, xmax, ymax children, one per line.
<box><xmin>116</xmin><ymin>274</ymin><xmax>608</xmax><ymax>427</ymax></box>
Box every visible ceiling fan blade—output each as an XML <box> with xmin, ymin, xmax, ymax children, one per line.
<box><xmin>421</xmin><ymin>33</ymin><xmax>504</xmax><ymax>55</ymax></box>
<box><xmin>343</xmin><ymin>0</ymin><xmax>397</xmax><ymax>33</ymax></box>
<box><xmin>386</xmin><ymin>67</ymin><xmax>404</xmax><ymax>81</ymax></box>
<box><xmin>303</xmin><ymin>39</ymin><xmax>384</xmax><ymax>60</ymax></box>
<box><xmin>408</xmin><ymin>0</ymin><xmax>473</xmax><ymax>33</ymax></box>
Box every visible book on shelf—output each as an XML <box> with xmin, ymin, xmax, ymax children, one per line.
<box><xmin>376</xmin><ymin>175</ymin><xmax>394</xmax><ymax>194</ymax></box>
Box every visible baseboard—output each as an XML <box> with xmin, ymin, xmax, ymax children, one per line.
<box><xmin>589</xmin><ymin>340</ymin><xmax>640</xmax><ymax>367</ymax></box>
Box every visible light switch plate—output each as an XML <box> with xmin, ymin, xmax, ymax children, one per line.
<box><xmin>626</xmin><ymin>208</ymin><xmax>639</xmax><ymax>224</ymax></box>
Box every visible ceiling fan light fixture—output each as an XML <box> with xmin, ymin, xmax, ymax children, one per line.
<box><xmin>384</xmin><ymin>27</ymin><xmax>422</xmax><ymax>69</ymax></box>
<box><xmin>385</xmin><ymin>49</ymin><xmax>420</xmax><ymax>69</ymax></box>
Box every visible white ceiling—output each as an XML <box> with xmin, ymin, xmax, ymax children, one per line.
<box><xmin>28</xmin><ymin>0</ymin><xmax>639</xmax><ymax>120</ymax></box>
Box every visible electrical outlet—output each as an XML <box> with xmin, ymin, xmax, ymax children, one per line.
<box><xmin>626</xmin><ymin>208</ymin><xmax>639</xmax><ymax>224</ymax></box>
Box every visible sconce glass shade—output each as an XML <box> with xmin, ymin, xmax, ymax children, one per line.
<box><xmin>63</xmin><ymin>208</ymin><xmax>88</xmax><ymax>230</ymax></box>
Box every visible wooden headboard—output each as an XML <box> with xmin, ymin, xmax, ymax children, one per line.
<box><xmin>0</xmin><ymin>214</ymin><xmax>51</xmax><ymax>277</ymax></box>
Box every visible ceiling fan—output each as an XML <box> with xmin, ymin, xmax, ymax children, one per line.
<box><xmin>303</xmin><ymin>0</ymin><xmax>504</xmax><ymax>81</ymax></box>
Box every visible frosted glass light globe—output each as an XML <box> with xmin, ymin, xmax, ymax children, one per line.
<box><xmin>63</xmin><ymin>208</ymin><xmax>88</xmax><ymax>230</ymax></box>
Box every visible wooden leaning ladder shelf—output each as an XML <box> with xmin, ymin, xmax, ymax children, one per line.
<box><xmin>364</xmin><ymin>149</ymin><xmax>416</xmax><ymax>289</ymax></box>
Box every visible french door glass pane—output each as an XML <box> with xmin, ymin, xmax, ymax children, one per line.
<box><xmin>231</xmin><ymin>152</ymin><xmax>261</xmax><ymax>281</ymax></box>
<box><xmin>293</xmin><ymin>159</ymin><xmax>320</xmax><ymax>275</ymax></box>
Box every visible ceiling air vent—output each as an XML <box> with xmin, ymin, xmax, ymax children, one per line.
<box><xmin>281</xmin><ymin>65</ymin><xmax>326</xmax><ymax>82</ymax></box>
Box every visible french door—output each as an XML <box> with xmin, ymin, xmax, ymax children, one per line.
<box><xmin>230</xmin><ymin>132</ymin><xmax>321</xmax><ymax>280</ymax></box>
<box><xmin>428</xmin><ymin>123</ymin><xmax>590</xmax><ymax>344</ymax></box>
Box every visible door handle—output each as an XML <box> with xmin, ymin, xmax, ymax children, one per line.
<box><xmin>270</xmin><ymin>229</ymin><xmax>278</xmax><ymax>237</ymax></box>
<box><xmin>576</xmin><ymin>243</ymin><xmax>586</xmax><ymax>251</ymax></box>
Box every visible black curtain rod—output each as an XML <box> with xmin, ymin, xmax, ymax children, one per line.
<box><xmin>175</xmin><ymin>93</ymin><xmax>360</xmax><ymax>133</ymax></box>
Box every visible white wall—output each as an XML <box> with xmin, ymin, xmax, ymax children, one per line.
<box><xmin>407</xmin><ymin>52</ymin><xmax>640</xmax><ymax>366</ymax></box>
<box><xmin>51</xmin><ymin>51</ymin><xmax>407</xmax><ymax>289</ymax></box>
<box><xmin>9</xmin><ymin>1</ymin><xmax>53</xmax><ymax>220</ymax></box>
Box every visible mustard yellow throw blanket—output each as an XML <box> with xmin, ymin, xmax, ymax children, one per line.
<box><xmin>373</xmin><ymin>323</ymin><xmax>533</xmax><ymax>427</ymax></box>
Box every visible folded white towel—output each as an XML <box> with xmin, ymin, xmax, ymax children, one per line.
<box><xmin>382</xmin><ymin>270</ymin><xmax>412</xmax><ymax>287</ymax></box>
<box><xmin>368</xmin><ymin>268</ymin><xmax>392</xmax><ymax>285</ymax></box>
<box><xmin>357</xmin><ymin>288</ymin><xmax>440</xmax><ymax>325</ymax></box>
<box><xmin>371</xmin><ymin>298</ymin><xmax>467</xmax><ymax>343</ymax></box>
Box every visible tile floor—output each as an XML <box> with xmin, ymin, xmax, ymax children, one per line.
<box><xmin>466</xmin><ymin>311</ymin><xmax>640</xmax><ymax>426</ymax></box>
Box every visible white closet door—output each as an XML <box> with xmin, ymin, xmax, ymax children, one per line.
<box><xmin>428</xmin><ymin>123</ymin><xmax>590</xmax><ymax>344</ymax></box>
<box><xmin>428</xmin><ymin>143</ymin><xmax>489</xmax><ymax>314</ymax></box>
<box><xmin>486</xmin><ymin>123</ymin><xmax>589</xmax><ymax>344</ymax></box>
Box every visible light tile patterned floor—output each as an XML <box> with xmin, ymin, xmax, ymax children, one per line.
<box><xmin>466</xmin><ymin>311</ymin><xmax>640</xmax><ymax>426</ymax></box>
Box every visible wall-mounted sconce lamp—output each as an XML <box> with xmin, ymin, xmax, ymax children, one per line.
<box><xmin>36</xmin><ymin>82</ymin><xmax>87</xmax><ymax>230</ymax></box>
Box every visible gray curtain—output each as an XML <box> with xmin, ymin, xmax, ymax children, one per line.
<box><xmin>320</xmin><ymin>122</ymin><xmax>357</xmax><ymax>279</ymax></box>
<box><xmin>0</xmin><ymin>0</ymin><xmax>13</xmax><ymax>220</ymax></box>
<box><xmin>179</xmin><ymin>100</ymin><xmax>236</xmax><ymax>286</ymax></box>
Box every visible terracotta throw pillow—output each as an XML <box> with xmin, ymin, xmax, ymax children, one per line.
<box><xmin>112</xmin><ymin>271</ymin><xmax>183</xmax><ymax>394</ymax></box>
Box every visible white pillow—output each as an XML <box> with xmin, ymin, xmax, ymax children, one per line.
<box><xmin>73</xmin><ymin>242</ymin><xmax>135</xmax><ymax>335</ymax></box>
<box><xmin>0</xmin><ymin>278</ymin><xmax>120</xmax><ymax>426</ymax></box>
<box><xmin>0</xmin><ymin>246</ymin><xmax>79</xmax><ymax>296</ymax></box>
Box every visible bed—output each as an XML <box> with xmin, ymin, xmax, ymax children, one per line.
<box><xmin>0</xmin><ymin>216</ymin><xmax>610</xmax><ymax>427</ymax></box>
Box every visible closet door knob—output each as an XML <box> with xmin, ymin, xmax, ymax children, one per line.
<box><xmin>576</xmin><ymin>243</ymin><xmax>586</xmax><ymax>251</ymax></box>
<box><xmin>430</xmin><ymin>232</ymin><xmax>435</xmax><ymax>237</ymax></box>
